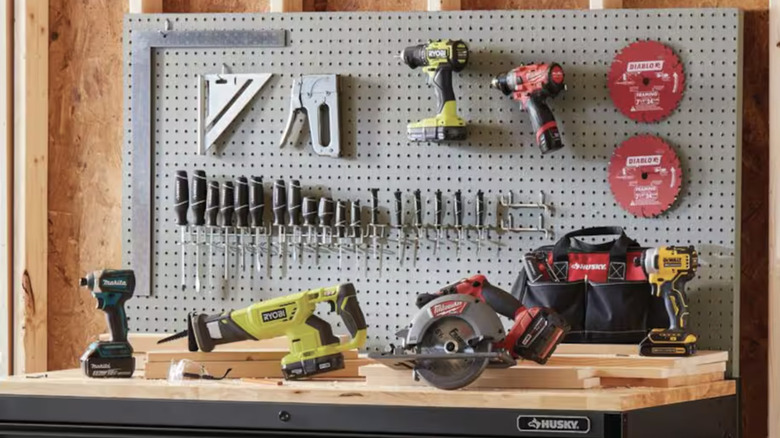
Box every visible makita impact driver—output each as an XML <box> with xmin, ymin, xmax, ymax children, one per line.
<box><xmin>79</xmin><ymin>269</ymin><xmax>136</xmax><ymax>378</ymax></box>
<box><xmin>401</xmin><ymin>39</ymin><xmax>469</xmax><ymax>142</ymax></box>
<box><xmin>491</xmin><ymin>63</ymin><xmax>566</xmax><ymax>154</ymax></box>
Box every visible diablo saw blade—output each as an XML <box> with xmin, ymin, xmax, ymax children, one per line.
<box><xmin>608</xmin><ymin>135</ymin><xmax>682</xmax><ymax>217</ymax></box>
<box><xmin>608</xmin><ymin>41</ymin><xmax>685</xmax><ymax>123</ymax></box>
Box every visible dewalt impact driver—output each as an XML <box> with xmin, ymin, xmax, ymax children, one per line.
<box><xmin>401</xmin><ymin>39</ymin><xmax>469</xmax><ymax>142</ymax></box>
<box><xmin>636</xmin><ymin>246</ymin><xmax>699</xmax><ymax>357</ymax></box>
<box><xmin>80</xmin><ymin>269</ymin><xmax>136</xmax><ymax>378</ymax></box>
<box><xmin>491</xmin><ymin>63</ymin><xmax>566</xmax><ymax>154</ymax></box>
<box><xmin>159</xmin><ymin>283</ymin><xmax>368</xmax><ymax>379</ymax></box>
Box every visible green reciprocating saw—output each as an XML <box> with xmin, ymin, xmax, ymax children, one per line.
<box><xmin>80</xmin><ymin>269</ymin><xmax>136</xmax><ymax>378</ymax></box>
<box><xmin>159</xmin><ymin>283</ymin><xmax>368</xmax><ymax>379</ymax></box>
<box><xmin>401</xmin><ymin>39</ymin><xmax>469</xmax><ymax>142</ymax></box>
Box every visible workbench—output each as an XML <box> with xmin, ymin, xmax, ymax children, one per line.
<box><xmin>0</xmin><ymin>369</ymin><xmax>737</xmax><ymax>437</ymax></box>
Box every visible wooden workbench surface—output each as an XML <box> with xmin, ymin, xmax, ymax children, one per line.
<box><xmin>0</xmin><ymin>369</ymin><xmax>736</xmax><ymax>412</ymax></box>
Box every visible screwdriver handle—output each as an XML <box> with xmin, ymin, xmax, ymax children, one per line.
<box><xmin>302</xmin><ymin>197</ymin><xmax>317</xmax><ymax>226</ymax></box>
<box><xmin>190</xmin><ymin>170</ymin><xmax>207</xmax><ymax>226</ymax></box>
<box><xmin>335</xmin><ymin>200</ymin><xmax>347</xmax><ymax>237</ymax></box>
<box><xmin>174</xmin><ymin>170</ymin><xmax>189</xmax><ymax>226</ymax></box>
<box><xmin>272</xmin><ymin>180</ymin><xmax>286</xmax><ymax>227</ymax></box>
<box><xmin>288</xmin><ymin>180</ymin><xmax>302</xmax><ymax>227</ymax></box>
<box><xmin>350</xmin><ymin>201</ymin><xmax>361</xmax><ymax>229</ymax></box>
<box><xmin>394</xmin><ymin>190</ymin><xmax>403</xmax><ymax>226</ymax></box>
<box><xmin>434</xmin><ymin>190</ymin><xmax>443</xmax><ymax>227</ymax></box>
<box><xmin>249</xmin><ymin>176</ymin><xmax>264</xmax><ymax>228</ymax></box>
<box><xmin>220</xmin><ymin>181</ymin><xmax>235</xmax><ymax>227</ymax></box>
<box><xmin>413</xmin><ymin>189</ymin><xmax>422</xmax><ymax>227</ymax></box>
<box><xmin>235</xmin><ymin>176</ymin><xmax>249</xmax><ymax>228</ymax></box>
<box><xmin>454</xmin><ymin>190</ymin><xmax>463</xmax><ymax>227</ymax></box>
<box><xmin>318</xmin><ymin>197</ymin><xmax>334</xmax><ymax>227</ymax></box>
<box><xmin>476</xmin><ymin>190</ymin><xmax>485</xmax><ymax>227</ymax></box>
<box><xmin>205</xmin><ymin>180</ymin><xmax>220</xmax><ymax>227</ymax></box>
<box><xmin>369</xmin><ymin>189</ymin><xmax>379</xmax><ymax>225</ymax></box>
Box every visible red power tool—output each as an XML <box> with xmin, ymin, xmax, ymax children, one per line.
<box><xmin>491</xmin><ymin>64</ymin><xmax>566</xmax><ymax>154</ymax></box>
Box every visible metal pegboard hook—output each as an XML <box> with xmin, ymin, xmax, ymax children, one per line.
<box><xmin>498</xmin><ymin>190</ymin><xmax>551</xmax><ymax>214</ymax></box>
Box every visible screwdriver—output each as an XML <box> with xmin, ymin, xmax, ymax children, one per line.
<box><xmin>413</xmin><ymin>189</ymin><xmax>423</xmax><ymax>266</ymax></box>
<box><xmin>272</xmin><ymin>180</ymin><xmax>287</xmax><ymax>269</ymax></box>
<box><xmin>220</xmin><ymin>181</ymin><xmax>235</xmax><ymax>282</ymax></box>
<box><xmin>249</xmin><ymin>176</ymin><xmax>265</xmax><ymax>274</ymax></box>
<box><xmin>433</xmin><ymin>189</ymin><xmax>443</xmax><ymax>255</ymax></box>
<box><xmin>454</xmin><ymin>189</ymin><xmax>464</xmax><ymax>258</ymax></box>
<box><xmin>350</xmin><ymin>200</ymin><xmax>362</xmax><ymax>271</ymax></box>
<box><xmin>318</xmin><ymin>197</ymin><xmax>334</xmax><ymax>264</ymax></box>
<box><xmin>205</xmin><ymin>180</ymin><xmax>219</xmax><ymax>290</ymax></box>
<box><xmin>235</xmin><ymin>176</ymin><xmax>249</xmax><ymax>273</ymax></box>
<box><xmin>335</xmin><ymin>200</ymin><xmax>347</xmax><ymax>270</ymax></box>
<box><xmin>174</xmin><ymin>170</ymin><xmax>189</xmax><ymax>291</ymax></box>
<box><xmin>369</xmin><ymin>188</ymin><xmax>381</xmax><ymax>261</ymax></box>
<box><xmin>394</xmin><ymin>190</ymin><xmax>405</xmax><ymax>265</ymax></box>
<box><xmin>190</xmin><ymin>170</ymin><xmax>207</xmax><ymax>293</ymax></box>
<box><xmin>302</xmin><ymin>197</ymin><xmax>318</xmax><ymax>264</ymax></box>
<box><xmin>476</xmin><ymin>189</ymin><xmax>485</xmax><ymax>257</ymax></box>
<box><xmin>287</xmin><ymin>180</ymin><xmax>302</xmax><ymax>264</ymax></box>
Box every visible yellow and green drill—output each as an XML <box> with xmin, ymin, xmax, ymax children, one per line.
<box><xmin>401</xmin><ymin>39</ymin><xmax>469</xmax><ymax>142</ymax></box>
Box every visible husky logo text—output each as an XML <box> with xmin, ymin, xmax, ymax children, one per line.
<box><xmin>517</xmin><ymin>415</ymin><xmax>591</xmax><ymax>433</ymax></box>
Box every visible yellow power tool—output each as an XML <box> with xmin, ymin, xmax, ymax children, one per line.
<box><xmin>636</xmin><ymin>246</ymin><xmax>699</xmax><ymax>357</ymax></box>
<box><xmin>159</xmin><ymin>283</ymin><xmax>367</xmax><ymax>379</ymax></box>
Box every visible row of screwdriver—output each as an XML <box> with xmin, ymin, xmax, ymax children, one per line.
<box><xmin>174</xmin><ymin>170</ymin><xmax>496</xmax><ymax>292</ymax></box>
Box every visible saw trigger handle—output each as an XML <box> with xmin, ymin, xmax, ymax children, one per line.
<box><xmin>336</xmin><ymin>283</ymin><xmax>368</xmax><ymax>340</ymax></box>
<box><xmin>478</xmin><ymin>278</ymin><xmax>522</xmax><ymax>320</ymax></box>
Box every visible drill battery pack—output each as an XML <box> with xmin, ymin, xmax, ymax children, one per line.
<box><xmin>639</xmin><ymin>330</ymin><xmax>697</xmax><ymax>357</ymax></box>
<box><xmin>81</xmin><ymin>341</ymin><xmax>135</xmax><ymax>378</ymax></box>
<box><xmin>282</xmin><ymin>352</ymin><xmax>345</xmax><ymax>379</ymax></box>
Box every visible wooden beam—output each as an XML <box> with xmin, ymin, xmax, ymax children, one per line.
<box><xmin>589</xmin><ymin>0</ymin><xmax>622</xmax><ymax>8</ymax></box>
<box><xmin>770</xmin><ymin>2</ymin><xmax>780</xmax><ymax>436</ymax></box>
<box><xmin>12</xmin><ymin>0</ymin><xmax>48</xmax><ymax>374</ymax></box>
<box><xmin>0</xmin><ymin>0</ymin><xmax>12</xmax><ymax>378</ymax></box>
<box><xmin>426</xmin><ymin>0</ymin><xmax>460</xmax><ymax>11</ymax></box>
<box><xmin>270</xmin><ymin>0</ymin><xmax>303</xmax><ymax>12</ymax></box>
<box><xmin>128</xmin><ymin>0</ymin><xmax>163</xmax><ymax>13</ymax></box>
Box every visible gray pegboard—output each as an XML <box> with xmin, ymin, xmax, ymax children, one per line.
<box><xmin>122</xmin><ymin>9</ymin><xmax>742</xmax><ymax>373</ymax></box>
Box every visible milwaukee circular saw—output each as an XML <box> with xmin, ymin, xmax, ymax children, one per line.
<box><xmin>368</xmin><ymin>275</ymin><xmax>569</xmax><ymax>390</ymax></box>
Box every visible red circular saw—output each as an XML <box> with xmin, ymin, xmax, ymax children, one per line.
<box><xmin>608</xmin><ymin>41</ymin><xmax>685</xmax><ymax>123</ymax></box>
<box><xmin>608</xmin><ymin>135</ymin><xmax>682</xmax><ymax>217</ymax></box>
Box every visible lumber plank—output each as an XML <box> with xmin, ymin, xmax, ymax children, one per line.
<box><xmin>771</xmin><ymin>2</ymin><xmax>780</xmax><ymax>435</ymax></box>
<box><xmin>591</xmin><ymin>361</ymin><xmax>727</xmax><ymax>379</ymax></box>
<box><xmin>270</xmin><ymin>0</ymin><xmax>303</xmax><ymax>12</ymax></box>
<box><xmin>100</xmin><ymin>333</ymin><xmax>294</xmax><ymax>353</ymax></box>
<box><xmin>589</xmin><ymin>0</ymin><xmax>622</xmax><ymax>8</ymax></box>
<box><xmin>128</xmin><ymin>0</ymin><xmax>163</xmax><ymax>13</ymax></box>
<box><xmin>0</xmin><ymin>0</ymin><xmax>11</xmax><ymax>378</ymax></box>
<box><xmin>601</xmin><ymin>371</ymin><xmax>725</xmax><ymax>389</ymax></box>
<box><xmin>427</xmin><ymin>0</ymin><xmax>461</xmax><ymax>10</ymax></box>
<box><xmin>146</xmin><ymin>349</ymin><xmax>359</xmax><ymax>363</ymax></box>
<box><xmin>544</xmin><ymin>351</ymin><xmax>728</xmax><ymax>368</ymax></box>
<box><xmin>144</xmin><ymin>358</ymin><xmax>373</xmax><ymax>380</ymax></box>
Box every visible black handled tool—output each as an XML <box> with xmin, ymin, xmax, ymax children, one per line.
<box><xmin>191</xmin><ymin>170</ymin><xmax>207</xmax><ymax>293</ymax></box>
<box><xmin>476</xmin><ymin>190</ymin><xmax>485</xmax><ymax>256</ymax></box>
<box><xmin>174</xmin><ymin>170</ymin><xmax>190</xmax><ymax>291</ymax></box>
<box><xmin>433</xmin><ymin>189</ymin><xmax>443</xmax><ymax>255</ymax></box>
<box><xmin>394</xmin><ymin>190</ymin><xmax>405</xmax><ymax>264</ymax></box>
<box><xmin>273</xmin><ymin>180</ymin><xmax>287</xmax><ymax>267</ymax></box>
<box><xmin>335</xmin><ymin>200</ymin><xmax>347</xmax><ymax>270</ymax></box>
<box><xmin>454</xmin><ymin>189</ymin><xmax>464</xmax><ymax>257</ymax></box>
<box><xmin>369</xmin><ymin>188</ymin><xmax>382</xmax><ymax>262</ymax></box>
<box><xmin>206</xmin><ymin>181</ymin><xmax>219</xmax><ymax>289</ymax></box>
<box><xmin>287</xmin><ymin>180</ymin><xmax>302</xmax><ymax>264</ymax></box>
<box><xmin>350</xmin><ymin>201</ymin><xmax>362</xmax><ymax>271</ymax></box>
<box><xmin>249</xmin><ymin>176</ymin><xmax>265</xmax><ymax>274</ymax></box>
<box><xmin>302</xmin><ymin>197</ymin><xmax>318</xmax><ymax>264</ymax></box>
<box><xmin>318</xmin><ymin>197</ymin><xmax>334</xmax><ymax>255</ymax></box>
<box><xmin>413</xmin><ymin>189</ymin><xmax>423</xmax><ymax>266</ymax></box>
<box><xmin>220</xmin><ymin>181</ymin><xmax>235</xmax><ymax>282</ymax></box>
<box><xmin>235</xmin><ymin>176</ymin><xmax>249</xmax><ymax>273</ymax></box>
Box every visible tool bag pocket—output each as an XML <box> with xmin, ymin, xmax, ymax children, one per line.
<box><xmin>585</xmin><ymin>281</ymin><xmax>651</xmax><ymax>344</ymax></box>
<box><xmin>523</xmin><ymin>281</ymin><xmax>587</xmax><ymax>343</ymax></box>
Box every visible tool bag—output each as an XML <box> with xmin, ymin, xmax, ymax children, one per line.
<box><xmin>511</xmin><ymin>226</ymin><xmax>668</xmax><ymax>343</ymax></box>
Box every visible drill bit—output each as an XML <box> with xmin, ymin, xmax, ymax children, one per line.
<box><xmin>235</xmin><ymin>176</ymin><xmax>249</xmax><ymax>273</ymax></box>
<box><xmin>190</xmin><ymin>170</ymin><xmax>207</xmax><ymax>293</ymax></box>
<box><xmin>173</xmin><ymin>170</ymin><xmax>189</xmax><ymax>291</ymax></box>
<box><xmin>220</xmin><ymin>182</ymin><xmax>235</xmax><ymax>283</ymax></box>
<box><xmin>335</xmin><ymin>200</ymin><xmax>347</xmax><ymax>270</ymax></box>
<box><xmin>350</xmin><ymin>200</ymin><xmax>362</xmax><ymax>272</ymax></box>
<box><xmin>318</xmin><ymin>197</ymin><xmax>334</xmax><ymax>266</ymax></box>
<box><xmin>205</xmin><ymin>181</ymin><xmax>219</xmax><ymax>292</ymax></box>
<box><xmin>454</xmin><ymin>189</ymin><xmax>464</xmax><ymax>258</ymax></box>
<box><xmin>413</xmin><ymin>189</ymin><xmax>423</xmax><ymax>266</ymax></box>
<box><xmin>272</xmin><ymin>180</ymin><xmax>287</xmax><ymax>273</ymax></box>
<box><xmin>394</xmin><ymin>190</ymin><xmax>405</xmax><ymax>265</ymax></box>
<box><xmin>287</xmin><ymin>180</ymin><xmax>302</xmax><ymax>265</ymax></box>
<box><xmin>433</xmin><ymin>189</ymin><xmax>443</xmax><ymax>255</ymax></box>
<box><xmin>302</xmin><ymin>197</ymin><xmax>318</xmax><ymax>264</ymax></box>
<box><xmin>249</xmin><ymin>176</ymin><xmax>265</xmax><ymax>274</ymax></box>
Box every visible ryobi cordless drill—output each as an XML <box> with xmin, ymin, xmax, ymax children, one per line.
<box><xmin>159</xmin><ymin>283</ymin><xmax>368</xmax><ymax>379</ymax></box>
<box><xmin>491</xmin><ymin>63</ymin><xmax>566</xmax><ymax>154</ymax></box>
<box><xmin>80</xmin><ymin>269</ymin><xmax>136</xmax><ymax>378</ymax></box>
<box><xmin>636</xmin><ymin>246</ymin><xmax>699</xmax><ymax>357</ymax></box>
<box><xmin>401</xmin><ymin>39</ymin><xmax>469</xmax><ymax>142</ymax></box>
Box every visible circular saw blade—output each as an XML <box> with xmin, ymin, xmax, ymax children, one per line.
<box><xmin>415</xmin><ymin>316</ymin><xmax>491</xmax><ymax>390</ymax></box>
<box><xmin>608</xmin><ymin>41</ymin><xmax>685</xmax><ymax>123</ymax></box>
<box><xmin>608</xmin><ymin>135</ymin><xmax>682</xmax><ymax>217</ymax></box>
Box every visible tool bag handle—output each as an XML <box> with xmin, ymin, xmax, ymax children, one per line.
<box><xmin>552</xmin><ymin>226</ymin><xmax>638</xmax><ymax>279</ymax></box>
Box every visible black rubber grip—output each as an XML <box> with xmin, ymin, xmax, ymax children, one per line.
<box><xmin>249</xmin><ymin>176</ymin><xmax>264</xmax><ymax>228</ymax></box>
<box><xmin>190</xmin><ymin>170</ymin><xmax>207</xmax><ymax>226</ymax></box>
<box><xmin>174</xmin><ymin>170</ymin><xmax>189</xmax><ymax>226</ymax></box>
<box><xmin>454</xmin><ymin>190</ymin><xmax>463</xmax><ymax>226</ymax></box>
<box><xmin>434</xmin><ymin>190</ymin><xmax>443</xmax><ymax>226</ymax></box>
<box><xmin>272</xmin><ymin>180</ymin><xmax>286</xmax><ymax>226</ymax></box>
<box><xmin>318</xmin><ymin>197</ymin><xmax>334</xmax><ymax>227</ymax></box>
<box><xmin>205</xmin><ymin>181</ymin><xmax>219</xmax><ymax>227</ymax></box>
<box><xmin>336</xmin><ymin>283</ymin><xmax>368</xmax><ymax>337</ymax></box>
<box><xmin>413</xmin><ymin>189</ymin><xmax>422</xmax><ymax>226</ymax></box>
<box><xmin>369</xmin><ymin>188</ymin><xmax>379</xmax><ymax>225</ymax></box>
<box><xmin>220</xmin><ymin>182</ymin><xmax>234</xmax><ymax>227</ymax></box>
<box><xmin>476</xmin><ymin>190</ymin><xmax>485</xmax><ymax>227</ymax></box>
<box><xmin>480</xmin><ymin>278</ymin><xmax>521</xmax><ymax>319</ymax></box>
<box><xmin>350</xmin><ymin>201</ymin><xmax>361</xmax><ymax>229</ymax></box>
<box><xmin>234</xmin><ymin>176</ymin><xmax>249</xmax><ymax>228</ymax></box>
<box><xmin>302</xmin><ymin>197</ymin><xmax>317</xmax><ymax>226</ymax></box>
<box><xmin>527</xmin><ymin>96</ymin><xmax>563</xmax><ymax>154</ymax></box>
<box><xmin>432</xmin><ymin>65</ymin><xmax>456</xmax><ymax>116</ymax></box>
<box><xmin>335</xmin><ymin>200</ymin><xmax>347</xmax><ymax>237</ymax></box>
<box><xmin>287</xmin><ymin>180</ymin><xmax>302</xmax><ymax>227</ymax></box>
<box><xmin>393</xmin><ymin>190</ymin><xmax>403</xmax><ymax>226</ymax></box>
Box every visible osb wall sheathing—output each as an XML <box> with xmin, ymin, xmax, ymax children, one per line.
<box><xmin>48</xmin><ymin>0</ymin><xmax>767</xmax><ymax>435</ymax></box>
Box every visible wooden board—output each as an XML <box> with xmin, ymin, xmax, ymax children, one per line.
<box><xmin>543</xmin><ymin>351</ymin><xmax>728</xmax><ymax>368</ymax></box>
<box><xmin>99</xmin><ymin>333</ymin><xmax>294</xmax><ymax>353</ymax></box>
<box><xmin>601</xmin><ymin>371</ymin><xmax>725</xmax><ymax>388</ymax></box>
<box><xmin>145</xmin><ymin>348</ymin><xmax>359</xmax><ymax>363</ymax></box>
<box><xmin>0</xmin><ymin>369</ymin><xmax>737</xmax><ymax>412</ymax></box>
<box><xmin>144</xmin><ymin>358</ymin><xmax>373</xmax><ymax>379</ymax></box>
<box><xmin>555</xmin><ymin>344</ymin><xmax>639</xmax><ymax>355</ymax></box>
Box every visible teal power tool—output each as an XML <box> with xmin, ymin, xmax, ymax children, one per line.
<box><xmin>80</xmin><ymin>269</ymin><xmax>136</xmax><ymax>378</ymax></box>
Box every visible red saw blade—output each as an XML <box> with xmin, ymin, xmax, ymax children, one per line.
<box><xmin>608</xmin><ymin>135</ymin><xmax>682</xmax><ymax>217</ymax></box>
<box><xmin>608</xmin><ymin>41</ymin><xmax>685</xmax><ymax>123</ymax></box>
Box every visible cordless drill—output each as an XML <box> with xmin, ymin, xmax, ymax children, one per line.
<box><xmin>635</xmin><ymin>246</ymin><xmax>699</xmax><ymax>357</ymax></box>
<box><xmin>491</xmin><ymin>63</ymin><xmax>566</xmax><ymax>154</ymax></box>
<box><xmin>80</xmin><ymin>269</ymin><xmax>136</xmax><ymax>378</ymax></box>
<box><xmin>401</xmin><ymin>39</ymin><xmax>469</xmax><ymax>142</ymax></box>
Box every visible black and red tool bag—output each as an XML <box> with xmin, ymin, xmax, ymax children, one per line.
<box><xmin>511</xmin><ymin>226</ymin><xmax>668</xmax><ymax>343</ymax></box>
